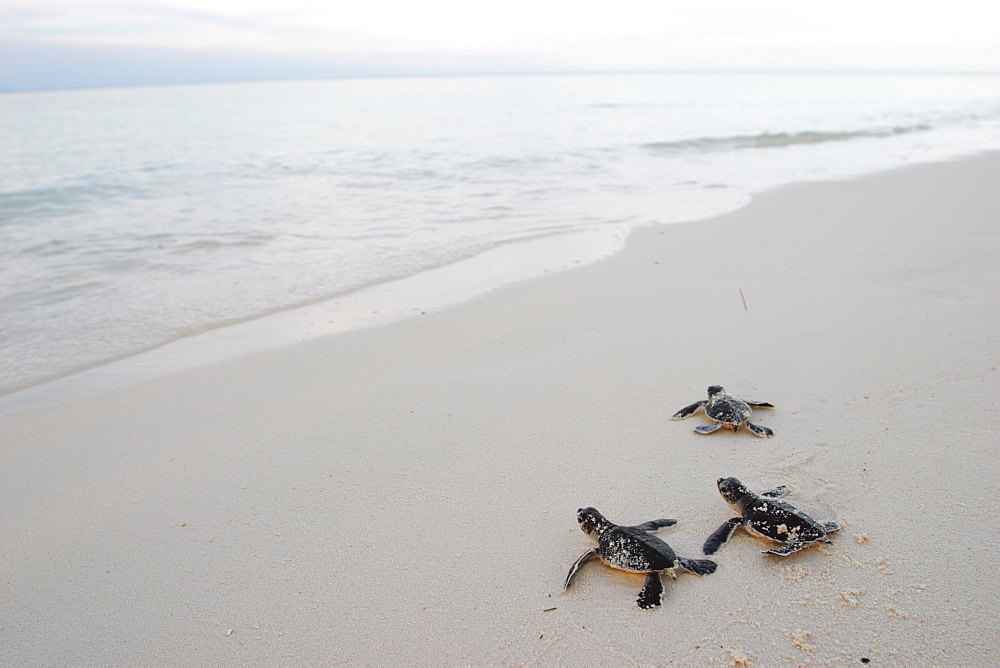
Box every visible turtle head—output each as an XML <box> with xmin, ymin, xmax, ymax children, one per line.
<box><xmin>707</xmin><ymin>385</ymin><xmax>725</xmax><ymax>397</ymax></box>
<box><xmin>577</xmin><ymin>507</ymin><xmax>612</xmax><ymax>537</ymax></box>
<box><xmin>717</xmin><ymin>477</ymin><xmax>751</xmax><ymax>505</ymax></box>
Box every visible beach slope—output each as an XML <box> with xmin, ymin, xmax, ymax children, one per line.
<box><xmin>1</xmin><ymin>153</ymin><xmax>998</xmax><ymax>664</ymax></box>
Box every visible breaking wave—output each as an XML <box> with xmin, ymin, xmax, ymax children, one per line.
<box><xmin>643</xmin><ymin>125</ymin><xmax>931</xmax><ymax>153</ymax></box>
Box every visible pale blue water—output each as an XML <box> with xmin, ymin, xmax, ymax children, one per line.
<box><xmin>2</xmin><ymin>72</ymin><xmax>999</xmax><ymax>395</ymax></box>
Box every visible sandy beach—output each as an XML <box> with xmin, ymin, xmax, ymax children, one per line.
<box><xmin>1</xmin><ymin>153</ymin><xmax>997</xmax><ymax>664</ymax></box>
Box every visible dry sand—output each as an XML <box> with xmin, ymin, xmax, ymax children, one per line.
<box><xmin>1</xmin><ymin>153</ymin><xmax>998</xmax><ymax>664</ymax></box>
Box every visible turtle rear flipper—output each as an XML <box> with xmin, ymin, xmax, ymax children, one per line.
<box><xmin>746</xmin><ymin>422</ymin><xmax>774</xmax><ymax>438</ymax></box>
<box><xmin>823</xmin><ymin>521</ymin><xmax>841</xmax><ymax>533</ymax></box>
<box><xmin>631</xmin><ymin>519</ymin><xmax>677</xmax><ymax>533</ymax></box>
<box><xmin>671</xmin><ymin>400</ymin><xmax>706</xmax><ymax>420</ymax></box>
<box><xmin>695</xmin><ymin>423</ymin><xmax>723</xmax><ymax>434</ymax></box>
<box><xmin>564</xmin><ymin>548</ymin><xmax>597</xmax><ymax>590</ymax></box>
<box><xmin>765</xmin><ymin>542</ymin><xmax>809</xmax><ymax>556</ymax></box>
<box><xmin>703</xmin><ymin>517</ymin><xmax>742</xmax><ymax>555</ymax></box>
<box><xmin>676</xmin><ymin>557</ymin><xmax>717</xmax><ymax>576</ymax></box>
<box><xmin>636</xmin><ymin>572</ymin><xmax>664</xmax><ymax>609</ymax></box>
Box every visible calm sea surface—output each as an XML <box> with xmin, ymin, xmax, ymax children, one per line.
<box><xmin>2</xmin><ymin>72</ymin><xmax>999</xmax><ymax>395</ymax></box>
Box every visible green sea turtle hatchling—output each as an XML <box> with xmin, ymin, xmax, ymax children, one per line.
<box><xmin>564</xmin><ymin>507</ymin><xmax>718</xmax><ymax>609</ymax></box>
<box><xmin>703</xmin><ymin>477</ymin><xmax>841</xmax><ymax>556</ymax></box>
<box><xmin>671</xmin><ymin>385</ymin><xmax>775</xmax><ymax>438</ymax></box>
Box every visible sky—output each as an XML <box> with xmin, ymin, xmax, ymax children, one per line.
<box><xmin>2</xmin><ymin>0</ymin><xmax>999</xmax><ymax>90</ymax></box>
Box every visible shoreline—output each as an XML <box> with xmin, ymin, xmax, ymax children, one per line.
<box><xmin>0</xmin><ymin>145</ymin><xmax>988</xmax><ymax>413</ymax></box>
<box><xmin>1</xmin><ymin>175</ymin><xmax>755</xmax><ymax>409</ymax></box>
<box><xmin>1</xmin><ymin>152</ymin><xmax>998</xmax><ymax>663</ymax></box>
<box><xmin>0</xmin><ymin>223</ymin><xmax>638</xmax><ymax>412</ymax></box>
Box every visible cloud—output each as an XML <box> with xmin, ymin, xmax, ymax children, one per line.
<box><xmin>1</xmin><ymin>0</ymin><xmax>998</xmax><ymax>91</ymax></box>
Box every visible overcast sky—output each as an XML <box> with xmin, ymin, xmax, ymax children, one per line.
<box><xmin>2</xmin><ymin>0</ymin><xmax>999</xmax><ymax>90</ymax></box>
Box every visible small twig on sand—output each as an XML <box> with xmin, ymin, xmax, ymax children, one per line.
<box><xmin>739</xmin><ymin>288</ymin><xmax>748</xmax><ymax>311</ymax></box>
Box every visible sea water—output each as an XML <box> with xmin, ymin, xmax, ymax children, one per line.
<box><xmin>2</xmin><ymin>72</ymin><xmax>999</xmax><ymax>399</ymax></box>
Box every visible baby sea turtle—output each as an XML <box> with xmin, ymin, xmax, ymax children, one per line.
<box><xmin>703</xmin><ymin>477</ymin><xmax>841</xmax><ymax>556</ymax></box>
<box><xmin>564</xmin><ymin>507</ymin><xmax>718</xmax><ymax>609</ymax></box>
<box><xmin>671</xmin><ymin>385</ymin><xmax>775</xmax><ymax>438</ymax></box>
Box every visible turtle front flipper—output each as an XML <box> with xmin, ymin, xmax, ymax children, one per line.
<box><xmin>564</xmin><ymin>548</ymin><xmax>598</xmax><ymax>590</ymax></box>
<box><xmin>761</xmin><ymin>485</ymin><xmax>788</xmax><ymax>498</ymax></box>
<box><xmin>694</xmin><ymin>423</ymin><xmax>723</xmax><ymax>434</ymax></box>
<box><xmin>703</xmin><ymin>517</ymin><xmax>743</xmax><ymax>555</ymax></box>
<box><xmin>765</xmin><ymin>542</ymin><xmax>809</xmax><ymax>557</ymax></box>
<box><xmin>636</xmin><ymin>571</ymin><xmax>664</xmax><ymax>609</ymax></box>
<box><xmin>676</xmin><ymin>557</ymin><xmax>718</xmax><ymax>576</ymax></box>
<box><xmin>746</xmin><ymin>422</ymin><xmax>774</xmax><ymax>438</ymax></box>
<box><xmin>745</xmin><ymin>400</ymin><xmax>774</xmax><ymax>408</ymax></box>
<box><xmin>671</xmin><ymin>400</ymin><xmax>706</xmax><ymax>420</ymax></box>
<box><xmin>631</xmin><ymin>519</ymin><xmax>677</xmax><ymax>533</ymax></box>
<box><xmin>823</xmin><ymin>521</ymin><xmax>841</xmax><ymax>533</ymax></box>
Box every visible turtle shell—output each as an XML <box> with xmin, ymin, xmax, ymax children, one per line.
<box><xmin>705</xmin><ymin>394</ymin><xmax>752</xmax><ymax>425</ymax></box>
<box><xmin>739</xmin><ymin>495</ymin><xmax>827</xmax><ymax>544</ymax></box>
<box><xmin>598</xmin><ymin>526</ymin><xmax>677</xmax><ymax>572</ymax></box>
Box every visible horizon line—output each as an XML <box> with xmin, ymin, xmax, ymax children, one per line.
<box><xmin>5</xmin><ymin>67</ymin><xmax>1000</xmax><ymax>95</ymax></box>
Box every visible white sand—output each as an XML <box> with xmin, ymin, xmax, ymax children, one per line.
<box><xmin>1</xmin><ymin>153</ymin><xmax>998</xmax><ymax>664</ymax></box>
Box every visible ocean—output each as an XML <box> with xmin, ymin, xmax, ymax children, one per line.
<box><xmin>2</xmin><ymin>71</ymin><xmax>999</xmax><ymax>399</ymax></box>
